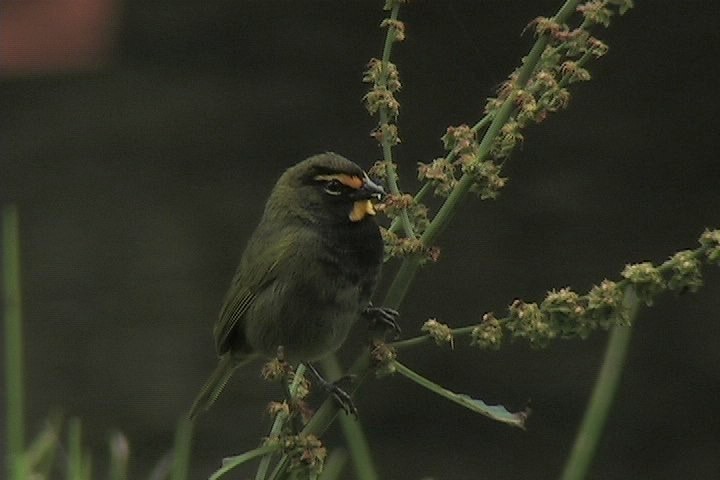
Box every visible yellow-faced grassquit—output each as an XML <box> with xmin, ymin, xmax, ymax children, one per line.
<box><xmin>189</xmin><ymin>152</ymin><xmax>398</xmax><ymax>419</ymax></box>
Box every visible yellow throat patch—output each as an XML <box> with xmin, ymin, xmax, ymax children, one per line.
<box><xmin>350</xmin><ymin>200</ymin><xmax>376</xmax><ymax>222</ymax></box>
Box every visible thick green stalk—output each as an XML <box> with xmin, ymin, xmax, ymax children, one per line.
<box><xmin>318</xmin><ymin>449</ymin><xmax>348</xmax><ymax>480</ymax></box>
<box><xmin>3</xmin><ymin>205</ymin><xmax>25</xmax><ymax>480</ymax></box>
<box><xmin>560</xmin><ymin>290</ymin><xmax>639</xmax><ymax>480</ymax></box>
<box><xmin>320</xmin><ymin>357</ymin><xmax>378</xmax><ymax>480</ymax></box>
<box><xmin>67</xmin><ymin>418</ymin><xmax>85</xmax><ymax>480</ymax></box>
<box><xmin>170</xmin><ymin>418</ymin><xmax>193</xmax><ymax>480</ymax></box>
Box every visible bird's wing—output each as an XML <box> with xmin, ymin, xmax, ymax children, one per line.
<box><xmin>213</xmin><ymin>230</ymin><xmax>293</xmax><ymax>355</ymax></box>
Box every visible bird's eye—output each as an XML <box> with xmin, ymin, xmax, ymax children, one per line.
<box><xmin>323</xmin><ymin>179</ymin><xmax>344</xmax><ymax>196</ymax></box>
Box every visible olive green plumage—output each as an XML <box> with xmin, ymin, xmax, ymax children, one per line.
<box><xmin>189</xmin><ymin>153</ymin><xmax>385</xmax><ymax>419</ymax></box>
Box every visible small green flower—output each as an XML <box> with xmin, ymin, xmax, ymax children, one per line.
<box><xmin>422</xmin><ymin>318</ymin><xmax>454</xmax><ymax>348</ymax></box>
<box><xmin>282</xmin><ymin>434</ymin><xmax>327</xmax><ymax>475</ymax></box>
<box><xmin>506</xmin><ymin>300</ymin><xmax>555</xmax><ymax>347</ymax></box>
<box><xmin>621</xmin><ymin>262</ymin><xmax>665</xmax><ymax>305</ymax></box>
<box><xmin>441</xmin><ymin>125</ymin><xmax>476</xmax><ymax>154</ymax></box>
<box><xmin>363</xmin><ymin>87</ymin><xmax>400</xmax><ymax>117</ymax></box>
<box><xmin>578</xmin><ymin>1</ymin><xmax>614</xmax><ymax>28</ymax></box>
<box><xmin>371</xmin><ymin>341</ymin><xmax>397</xmax><ymax>376</ymax></box>
<box><xmin>699</xmin><ymin>229</ymin><xmax>720</xmax><ymax>266</ymax></box>
<box><xmin>371</xmin><ymin>123</ymin><xmax>401</xmax><ymax>146</ymax></box>
<box><xmin>541</xmin><ymin>288</ymin><xmax>589</xmax><ymax>338</ymax></box>
<box><xmin>380</xmin><ymin>19</ymin><xmax>406</xmax><ymax>42</ymax></box>
<box><xmin>586</xmin><ymin>279</ymin><xmax>624</xmax><ymax>328</ymax></box>
<box><xmin>470</xmin><ymin>313</ymin><xmax>504</xmax><ymax>350</ymax></box>
<box><xmin>667</xmin><ymin>250</ymin><xmax>703</xmax><ymax>293</ymax></box>
<box><xmin>267</xmin><ymin>401</ymin><xmax>290</xmax><ymax>418</ymax></box>
<box><xmin>417</xmin><ymin>157</ymin><xmax>458</xmax><ymax>196</ymax></box>
<box><xmin>465</xmin><ymin>160</ymin><xmax>507</xmax><ymax>200</ymax></box>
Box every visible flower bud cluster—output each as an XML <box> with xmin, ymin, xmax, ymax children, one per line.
<box><xmin>667</xmin><ymin>250</ymin><xmax>703</xmax><ymax>293</ymax></box>
<box><xmin>621</xmin><ymin>262</ymin><xmax>664</xmax><ymax>306</ymax></box>
<box><xmin>699</xmin><ymin>229</ymin><xmax>720</xmax><ymax>265</ymax></box>
<box><xmin>371</xmin><ymin>340</ymin><xmax>398</xmax><ymax>376</ymax></box>
<box><xmin>370</xmin><ymin>157</ymin><xmax>437</xmax><ymax>262</ymax></box>
<box><xmin>422</xmin><ymin>318</ymin><xmax>454</xmax><ymax>348</ymax></box>
<box><xmin>470</xmin><ymin>313</ymin><xmax>503</xmax><ymax>350</ymax></box>
<box><xmin>578</xmin><ymin>0</ymin><xmax>634</xmax><ymax>27</ymax></box>
<box><xmin>266</xmin><ymin>434</ymin><xmax>327</xmax><ymax>475</ymax></box>
<box><xmin>363</xmin><ymin>13</ymin><xmax>404</xmax><ymax>148</ymax></box>
<box><xmin>473</xmin><ymin>282</ymin><xmax>625</xmax><ymax>350</ymax></box>
<box><xmin>381</xmin><ymin>228</ymin><xmax>440</xmax><ymax>264</ymax></box>
<box><xmin>417</xmin><ymin>125</ymin><xmax>508</xmax><ymax>199</ymax></box>
<box><xmin>481</xmin><ymin>1</ymin><xmax>632</xmax><ymax>166</ymax></box>
<box><xmin>464</xmin><ymin>233</ymin><xmax>716</xmax><ymax>351</ymax></box>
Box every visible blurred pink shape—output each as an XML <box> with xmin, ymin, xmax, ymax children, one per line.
<box><xmin>0</xmin><ymin>0</ymin><xmax>119</xmax><ymax>75</ymax></box>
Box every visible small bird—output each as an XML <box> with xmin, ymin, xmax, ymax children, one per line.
<box><xmin>189</xmin><ymin>152</ymin><xmax>398</xmax><ymax>419</ymax></box>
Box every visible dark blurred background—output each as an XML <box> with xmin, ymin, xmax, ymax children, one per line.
<box><xmin>1</xmin><ymin>1</ymin><xmax>719</xmax><ymax>478</ymax></box>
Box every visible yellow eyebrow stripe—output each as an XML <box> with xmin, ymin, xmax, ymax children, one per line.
<box><xmin>314</xmin><ymin>173</ymin><xmax>363</xmax><ymax>190</ymax></box>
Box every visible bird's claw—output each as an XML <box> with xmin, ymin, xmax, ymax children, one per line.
<box><xmin>327</xmin><ymin>382</ymin><xmax>358</xmax><ymax>418</ymax></box>
<box><xmin>305</xmin><ymin>363</ymin><xmax>359</xmax><ymax>418</ymax></box>
<box><xmin>363</xmin><ymin>305</ymin><xmax>401</xmax><ymax>339</ymax></box>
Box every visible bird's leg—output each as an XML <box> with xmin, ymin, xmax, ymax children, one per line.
<box><xmin>304</xmin><ymin>362</ymin><xmax>358</xmax><ymax>418</ymax></box>
<box><xmin>362</xmin><ymin>304</ymin><xmax>401</xmax><ymax>339</ymax></box>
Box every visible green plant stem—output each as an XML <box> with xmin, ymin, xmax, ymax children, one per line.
<box><xmin>3</xmin><ymin>205</ymin><xmax>25</xmax><ymax>480</ymax></box>
<box><xmin>320</xmin><ymin>357</ymin><xmax>378</xmax><ymax>480</ymax></box>
<box><xmin>377</xmin><ymin>3</ymin><xmax>414</xmax><ymax>238</ymax></box>
<box><xmin>210</xmin><ymin>445</ymin><xmax>281</xmax><ymax>480</ymax></box>
<box><xmin>391</xmin><ymin>325</ymin><xmax>477</xmax><ymax>350</ymax></box>
<box><xmin>318</xmin><ymin>449</ymin><xmax>348</xmax><ymax>480</ymax></box>
<box><xmin>560</xmin><ymin>289</ymin><xmax>639</xmax><ymax>480</ymax></box>
<box><xmin>170</xmin><ymin>418</ymin><xmax>193</xmax><ymax>480</ymax></box>
<box><xmin>255</xmin><ymin>364</ymin><xmax>308</xmax><ymax>480</ymax></box>
<box><xmin>68</xmin><ymin>418</ymin><xmax>84</xmax><ymax>480</ymax></box>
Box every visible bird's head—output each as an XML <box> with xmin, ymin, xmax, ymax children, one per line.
<box><xmin>267</xmin><ymin>153</ymin><xmax>385</xmax><ymax>224</ymax></box>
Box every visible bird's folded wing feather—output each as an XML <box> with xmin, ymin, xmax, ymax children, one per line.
<box><xmin>213</xmin><ymin>231</ymin><xmax>294</xmax><ymax>354</ymax></box>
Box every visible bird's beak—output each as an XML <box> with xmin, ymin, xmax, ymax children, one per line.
<box><xmin>355</xmin><ymin>174</ymin><xmax>386</xmax><ymax>201</ymax></box>
<box><xmin>349</xmin><ymin>174</ymin><xmax>385</xmax><ymax>222</ymax></box>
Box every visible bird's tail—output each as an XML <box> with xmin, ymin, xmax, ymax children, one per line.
<box><xmin>189</xmin><ymin>354</ymin><xmax>243</xmax><ymax>419</ymax></box>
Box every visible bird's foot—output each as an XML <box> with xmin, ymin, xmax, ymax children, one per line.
<box><xmin>363</xmin><ymin>305</ymin><xmax>401</xmax><ymax>339</ymax></box>
<box><xmin>305</xmin><ymin>363</ymin><xmax>358</xmax><ymax>417</ymax></box>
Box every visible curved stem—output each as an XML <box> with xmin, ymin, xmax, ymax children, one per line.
<box><xmin>3</xmin><ymin>205</ymin><xmax>26</xmax><ymax>480</ymax></box>
<box><xmin>210</xmin><ymin>445</ymin><xmax>281</xmax><ymax>480</ymax></box>
<box><xmin>560</xmin><ymin>289</ymin><xmax>639</xmax><ymax>480</ymax></box>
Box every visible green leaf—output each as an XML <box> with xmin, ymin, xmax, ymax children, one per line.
<box><xmin>392</xmin><ymin>360</ymin><xmax>527</xmax><ymax>429</ymax></box>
